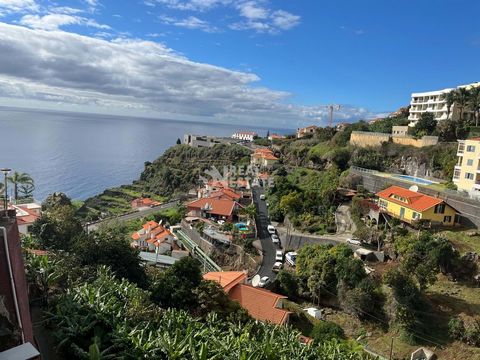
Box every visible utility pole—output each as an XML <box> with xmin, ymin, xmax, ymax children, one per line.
<box><xmin>389</xmin><ymin>336</ymin><xmax>394</xmax><ymax>360</ymax></box>
<box><xmin>1</xmin><ymin>168</ymin><xmax>11</xmax><ymax>215</ymax></box>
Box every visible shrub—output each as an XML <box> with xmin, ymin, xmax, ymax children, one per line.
<box><xmin>310</xmin><ymin>321</ymin><xmax>345</xmax><ymax>344</ymax></box>
<box><xmin>448</xmin><ymin>317</ymin><xmax>466</xmax><ymax>341</ymax></box>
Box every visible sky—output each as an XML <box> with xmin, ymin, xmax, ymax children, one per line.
<box><xmin>0</xmin><ymin>0</ymin><xmax>479</xmax><ymax>128</ymax></box>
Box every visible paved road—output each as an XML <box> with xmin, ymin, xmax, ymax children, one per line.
<box><xmin>86</xmin><ymin>200</ymin><xmax>180</xmax><ymax>232</ymax></box>
<box><xmin>277</xmin><ymin>227</ymin><xmax>361</xmax><ymax>252</ymax></box>
<box><xmin>252</xmin><ymin>186</ymin><xmax>277</xmax><ymax>281</ymax></box>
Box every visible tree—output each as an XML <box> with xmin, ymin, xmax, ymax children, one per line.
<box><xmin>275</xmin><ymin>270</ymin><xmax>298</xmax><ymax>298</ymax></box>
<box><xmin>445</xmin><ymin>90</ymin><xmax>456</xmax><ymax>121</ymax></box>
<box><xmin>436</xmin><ymin>119</ymin><xmax>457</xmax><ymax>142</ymax></box>
<box><xmin>31</xmin><ymin>204</ymin><xmax>83</xmax><ymax>251</ymax></box>
<box><xmin>18</xmin><ymin>183</ymin><xmax>35</xmax><ymax>199</ymax></box>
<box><xmin>150</xmin><ymin>256</ymin><xmax>202</xmax><ymax>309</ymax></box>
<box><xmin>339</xmin><ymin>277</ymin><xmax>384</xmax><ymax>322</ymax></box>
<box><xmin>455</xmin><ymin>87</ymin><xmax>470</xmax><ymax>123</ymax></box>
<box><xmin>413</xmin><ymin>112</ymin><xmax>436</xmax><ymax>137</ymax></box>
<box><xmin>72</xmin><ymin>229</ymin><xmax>147</xmax><ymax>287</ymax></box>
<box><xmin>176</xmin><ymin>138</ymin><xmax>181</xmax><ymax>144</ymax></box>
<box><xmin>7</xmin><ymin>171</ymin><xmax>34</xmax><ymax>203</ymax></box>
<box><xmin>310</xmin><ymin>321</ymin><xmax>345</xmax><ymax>344</ymax></box>
<box><xmin>468</xmin><ymin>86</ymin><xmax>480</xmax><ymax>126</ymax></box>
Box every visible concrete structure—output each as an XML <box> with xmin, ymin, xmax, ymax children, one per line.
<box><xmin>377</xmin><ymin>186</ymin><xmax>457</xmax><ymax>226</ymax></box>
<box><xmin>408</xmin><ymin>82</ymin><xmax>480</xmax><ymax>124</ymax></box>
<box><xmin>453</xmin><ymin>138</ymin><xmax>480</xmax><ymax>199</ymax></box>
<box><xmin>183</xmin><ymin>134</ymin><xmax>238</xmax><ymax>148</ymax></box>
<box><xmin>350</xmin><ymin>131</ymin><xmax>438</xmax><ymax>148</ymax></box>
<box><xmin>0</xmin><ymin>210</ymin><xmax>36</xmax><ymax>350</ymax></box>
<box><xmin>296</xmin><ymin>125</ymin><xmax>318</xmax><ymax>138</ymax></box>
<box><xmin>139</xmin><ymin>251</ymin><xmax>179</xmax><ymax>268</ymax></box>
<box><xmin>231</xmin><ymin>131</ymin><xmax>257</xmax><ymax>142</ymax></box>
<box><xmin>392</xmin><ymin>126</ymin><xmax>409</xmax><ymax>137</ymax></box>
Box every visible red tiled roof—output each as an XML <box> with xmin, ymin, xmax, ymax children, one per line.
<box><xmin>203</xmin><ymin>271</ymin><xmax>247</xmax><ymax>293</ymax></box>
<box><xmin>142</xmin><ymin>220</ymin><xmax>159</xmax><ymax>230</ymax></box>
<box><xmin>187</xmin><ymin>197</ymin><xmax>238</xmax><ymax>217</ymax></box>
<box><xmin>207</xmin><ymin>180</ymin><xmax>230</xmax><ymax>189</ymax></box>
<box><xmin>210</xmin><ymin>188</ymin><xmax>241</xmax><ymax>201</ymax></box>
<box><xmin>376</xmin><ymin>186</ymin><xmax>445</xmax><ymax>212</ymax></box>
<box><xmin>229</xmin><ymin>284</ymin><xmax>291</xmax><ymax>325</ymax></box>
<box><xmin>13</xmin><ymin>205</ymin><xmax>40</xmax><ymax>225</ymax></box>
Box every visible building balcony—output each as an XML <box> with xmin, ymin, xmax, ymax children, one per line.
<box><xmin>474</xmin><ymin>182</ymin><xmax>480</xmax><ymax>190</ymax></box>
<box><xmin>453</xmin><ymin>177</ymin><xmax>460</xmax><ymax>183</ymax></box>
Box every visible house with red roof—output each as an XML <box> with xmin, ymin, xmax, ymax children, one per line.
<box><xmin>187</xmin><ymin>197</ymin><xmax>241</xmax><ymax>222</ymax></box>
<box><xmin>9</xmin><ymin>202</ymin><xmax>41</xmax><ymax>235</ymax></box>
<box><xmin>131</xmin><ymin>197</ymin><xmax>161</xmax><ymax>210</ymax></box>
<box><xmin>376</xmin><ymin>186</ymin><xmax>458</xmax><ymax>226</ymax></box>
<box><xmin>203</xmin><ymin>271</ymin><xmax>291</xmax><ymax>325</ymax></box>
<box><xmin>131</xmin><ymin>220</ymin><xmax>175</xmax><ymax>253</ymax></box>
<box><xmin>251</xmin><ymin>148</ymin><xmax>279</xmax><ymax>168</ymax></box>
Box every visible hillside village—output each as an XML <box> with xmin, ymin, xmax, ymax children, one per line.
<box><xmin>2</xmin><ymin>81</ymin><xmax>480</xmax><ymax>359</ymax></box>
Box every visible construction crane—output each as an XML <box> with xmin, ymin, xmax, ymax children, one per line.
<box><xmin>326</xmin><ymin>104</ymin><xmax>341</xmax><ymax>127</ymax></box>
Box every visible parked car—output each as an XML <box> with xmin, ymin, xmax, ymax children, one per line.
<box><xmin>260</xmin><ymin>194</ymin><xmax>266</xmax><ymax>200</ymax></box>
<box><xmin>272</xmin><ymin>261</ymin><xmax>283</xmax><ymax>272</ymax></box>
<box><xmin>267</xmin><ymin>225</ymin><xmax>276</xmax><ymax>234</ymax></box>
<box><xmin>271</xmin><ymin>234</ymin><xmax>280</xmax><ymax>244</ymax></box>
<box><xmin>258</xmin><ymin>276</ymin><xmax>270</xmax><ymax>288</ymax></box>
<box><xmin>275</xmin><ymin>250</ymin><xmax>283</xmax><ymax>262</ymax></box>
<box><xmin>285</xmin><ymin>252</ymin><xmax>297</xmax><ymax>267</ymax></box>
<box><xmin>347</xmin><ymin>237</ymin><xmax>362</xmax><ymax>246</ymax></box>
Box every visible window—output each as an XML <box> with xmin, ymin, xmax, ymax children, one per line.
<box><xmin>434</xmin><ymin>203</ymin><xmax>445</xmax><ymax>214</ymax></box>
<box><xmin>453</xmin><ymin>169</ymin><xmax>461</xmax><ymax>179</ymax></box>
<box><xmin>379</xmin><ymin>199</ymin><xmax>388</xmax><ymax>208</ymax></box>
<box><xmin>412</xmin><ymin>212</ymin><xmax>421</xmax><ymax>220</ymax></box>
<box><xmin>467</xmin><ymin>159</ymin><xmax>474</xmax><ymax>166</ymax></box>
<box><xmin>391</xmin><ymin>194</ymin><xmax>407</xmax><ymax>203</ymax></box>
<box><xmin>443</xmin><ymin>216</ymin><xmax>452</xmax><ymax>223</ymax></box>
<box><xmin>465</xmin><ymin>173</ymin><xmax>474</xmax><ymax>180</ymax></box>
<box><xmin>467</xmin><ymin>145</ymin><xmax>476</xmax><ymax>152</ymax></box>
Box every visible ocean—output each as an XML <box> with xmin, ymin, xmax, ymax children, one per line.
<box><xmin>0</xmin><ymin>107</ymin><xmax>293</xmax><ymax>201</ymax></box>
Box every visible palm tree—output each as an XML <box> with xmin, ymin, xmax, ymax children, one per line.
<box><xmin>445</xmin><ymin>90</ymin><xmax>456</xmax><ymax>120</ymax></box>
<box><xmin>468</xmin><ymin>86</ymin><xmax>480</xmax><ymax>127</ymax></box>
<box><xmin>455</xmin><ymin>87</ymin><xmax>470</xmax><ymax>123</ymax></box>
<box><xmin>7</xmin><ymin>171</ymin><xmax>34</xmax><ymax>203</ymax></box>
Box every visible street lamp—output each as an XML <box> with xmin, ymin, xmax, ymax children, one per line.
<box><xmin>1</xmin><ymin>168</ymin><xmax>11</xmax><ymax>213</ymax></box>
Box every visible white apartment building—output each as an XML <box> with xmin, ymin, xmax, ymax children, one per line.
<box><xmin>231</xmin><ymin>131</ymin><xmax>257</xmax><ymax>142</ymax></box>
<box><xmin>408</xmin><ymin>82</ymin><xmax>480</xmax><ymax>125</ymax></box>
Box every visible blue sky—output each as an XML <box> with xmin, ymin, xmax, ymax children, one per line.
<box><xmin>0</xmin><ymin>0</ymin><xmax>479</xmax><ymax>127</ymax></box>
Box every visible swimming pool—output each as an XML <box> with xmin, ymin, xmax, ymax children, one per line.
<box><xmin>392</xmin><ymin>175</ymin><xmax>438</xmax><ymax>185</ymax></box>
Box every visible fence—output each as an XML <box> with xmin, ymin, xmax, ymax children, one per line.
<box><xmin>173</xmin><ymin>228</ymin><xmax>221</xmax><ymax>272</ymax></box>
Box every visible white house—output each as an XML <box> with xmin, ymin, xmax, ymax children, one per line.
<box><xmin>232</xmin><ymin>131</ymin><xmax>257</xmax><ymax>142</ymax></box>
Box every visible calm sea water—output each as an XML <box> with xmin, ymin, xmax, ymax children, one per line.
<box><xmin>0</xmin><ymin>107</ymin><xmax>292</xmax><ymax>200</ymax></box>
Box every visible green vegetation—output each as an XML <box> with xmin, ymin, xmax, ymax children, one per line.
<box><xmin>268</xmin><ymin>166</ymin><xmax>340</xmax><ymax>234</ymax></box>
<box><xmin>80</xmin><ymin>144</ymin><xmax>250</xmax><ymax>219</ymax></box>
<box><xmin>23</xmin><ymin>193</ymin><xmax>371</xmax><ymax>359</ymax></box>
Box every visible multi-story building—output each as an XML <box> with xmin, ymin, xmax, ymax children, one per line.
<box><xmin>231</xmin><ymin>131</ymin><xmax>257</xmax><ymax>142</ymax></box>
<box><xmin>408</xmin><ymin>82</ymin><xmax>480</xmax><ymax>124</ymax></box>
<box><xmin>453</xmin><ymin>138</ymin><xmax>480</xmax><ymax>199</ymax></box>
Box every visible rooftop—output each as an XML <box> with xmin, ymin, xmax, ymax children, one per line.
<box><xmin>203</xmin><ymin>271</ymin><xmax>247</xmax><ymax>292</ymax></box>
<box><xmin>187</xmin><ymin>197</ymin><xmax>239</xmax><ymax>217</ymax></box>
<box><xmin>376</xmin><ymin>186</ymin><xmax>445</xmax><ymax>212</ymax></box>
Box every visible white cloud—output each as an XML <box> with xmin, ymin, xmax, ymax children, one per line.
<box><xmin>237</xmin><ymin>1</ymin><xmax>268</xmax><ymax>20</ymax></box>
<box><xmin>0</xmin><ymin>0</ymin><xmax>38</xmax><ymax>16</ymax></box>
<box><xmin>19</xmin><ymin>13</ymin><xmax>110</xmax><ymax>31</ymax></box>
<box><xmin>149</xmin><ymin>0</ymin><xmax>300</xmax><ymax>34</ymax></box>
<box><xmin>0</xmin><ymin>22</ymin><xmax>380</xmax><ymax>126</ymax></box>
<box><xmin>160</xmin><ymin>14</ymin><xmax>216</xmax><ymax>32</ymax></box>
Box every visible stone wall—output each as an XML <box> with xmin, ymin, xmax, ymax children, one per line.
<box><xmin>350</xmin><ymin>167</ymin><xmax>480</xmax><ymax>228</ymax></box>
<box><xmin>350</xmin><ymin>131</ymin><xmax>438</xmax><ymax>148</ymax></box>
